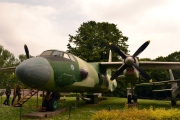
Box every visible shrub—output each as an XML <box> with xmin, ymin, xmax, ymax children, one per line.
<box><xmin>91</xmin><ymin>106</ymin><xmax>180</xmax><ymax>120</ymax></box>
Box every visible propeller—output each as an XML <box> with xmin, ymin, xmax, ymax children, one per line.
<box><xmin>24</xmin><ymin>44</ymin><xmax>30</xmax><ymax>59</ymax></box>
<box><xmin>110</xmin><ymin>40</ymin><xmax>151</xmax><ymax>82</ymax></box>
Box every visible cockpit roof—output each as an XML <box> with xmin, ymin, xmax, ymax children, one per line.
<box><xmin>40</xmin><ymin>50</ymin><xmax>76</xmax><ymax>61</ymax></box>
<box><xmin>40</xmin><ymin>50</ymin><xmax>63</xmax><ymax>56</ymax></box>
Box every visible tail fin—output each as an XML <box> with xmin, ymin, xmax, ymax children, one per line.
<box><xmin>169</xmin><ymin>69</ymin><xmax>176</xmax><ymax>88</ymax></box>
<box><xmin>108</xmin><ymin>50</ymin><xmax>112</xmax><ymax>62</ymax></box>
<box><xmin>169</xmin><ymin>69</ymin><xmax>174</xmax><ymax>80</ymax></box>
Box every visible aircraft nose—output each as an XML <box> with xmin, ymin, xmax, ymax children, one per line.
<box><xmin>15</xmin><ymin>57</ymin><xmax>52</xmax><ymax>88</ymax></box>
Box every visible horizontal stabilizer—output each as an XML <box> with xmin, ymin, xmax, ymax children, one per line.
<box><xmin>135</xmin><ymin>82</ymin><xmax>164</xmax><ymax>86</ymax></box>
<box><xmin>153</xmin><ymin>89</ymin><xmax>172</xmax><ymax>92</ymax></box>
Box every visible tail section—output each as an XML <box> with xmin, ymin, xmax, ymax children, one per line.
<box><xmin>169</xmin><ymin>69</ymin><xmax>177</xmax><ymax>88</ymax></box>
<box><xmin>108</xmin><ymin>50</ymin><xmax>112</xmax><ymax>62</ymax></box>
<box><xmin>169</xmin><ymin>69</ymin><xmax>174</xmax><ymax>80</ymax></box>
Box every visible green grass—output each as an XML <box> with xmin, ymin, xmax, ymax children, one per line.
<box><xmin>0</xmin><ymin>96</ymin><xmax>180</xmax><ymax>120</ymax></box>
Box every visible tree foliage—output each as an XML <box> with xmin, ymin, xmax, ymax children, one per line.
<box><xmin>18</xmin><ymin>54</ymin><xmax>33</xmax><ymax>63</ymax></box>
<box><xmin>0</xmin><ymin>45</ymin><xmax>19</xmax><ymax>88</ymax></box>
<box><xmin>67</xmin><ymin>21</ymin><xmax>129</xmax><ymax>62</ymax></box>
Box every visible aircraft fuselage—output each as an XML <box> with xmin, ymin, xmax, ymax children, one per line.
<box><xmin>15</xmin><ymin>50</ymin><xmax>117</xmax><ymax>93</ymax></box>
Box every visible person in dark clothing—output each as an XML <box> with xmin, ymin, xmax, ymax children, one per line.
<box><xmin>3</xmin><ymin>80</ymin><xmax>12</xmax><ymax>106</ymax></box>
<box><xmin>12</xmin><ymin>82</ymin><xmax>21</xmax><ymax>105</ymax></box>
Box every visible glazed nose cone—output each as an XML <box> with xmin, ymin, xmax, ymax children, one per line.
<box><xmin>15</xmin><ymin>57</ymin><xmax>52</xmax><ymax>88</ymax></box>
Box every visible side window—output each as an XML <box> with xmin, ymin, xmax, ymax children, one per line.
<box><xmin>52</xmin><ymin>51</ymin><xmax>62</xmax><ymax>57</ymax></box>
<box><xmin>64</xmin><ymin>53</ymin><xmax>70</xmax><ymax>59</ymax></box>
<box><xmin>41</xmin><ymin>51</ymin><xmax>53</xmax><ymax>56</ymax></box>
<box><xmin>69</xmin><ymin>54</ymin><xmax>76</xmax><ymax>61</ymax></box>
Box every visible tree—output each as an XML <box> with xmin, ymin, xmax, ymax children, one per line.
<box><xmin>165</xmin><ymin>51</ymin><xmax>180</xmax><ymax>79</ymax></box>
<box><xmin>18</xmin><ymin>54</ymin><xmax>27</xmax><ymax>63</ymax></box>
<box><xmin>165</xmin><ymin>51</ymin><xmax>180</xmax><ymax>62</ymax></box>
<box><xmin>18</xmin><ymin>54</ymin><xmax>34</xmax><ymax>63</ymax></box>
<box><xmin>0</xmin><ymin>45</ymin><xmax>19</xmax><ymax>88</ymax></box>
<box><xmin>67</xmin><ymin>21</ymin><xmax>129</xmax><ymax>62</ymax></box>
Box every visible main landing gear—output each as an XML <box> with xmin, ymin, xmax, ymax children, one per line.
<box><xmin>41</xmin><ymin>92</ymin><xmax>60</xmax><ymax>111</ymax></box>
<box><xmin>127</xmin><ymin>87</ymin><xmax>138</xmax><ymax>106</ymax></box>
<box><xmin>127</xmin><ymin>94</ymin><xmax>137</xmax><ymax>104</ymax></box>
<box><xmin>171</xmin><ymin>99</ymin><xmax>177</xmax><ymax>106</ymax></box>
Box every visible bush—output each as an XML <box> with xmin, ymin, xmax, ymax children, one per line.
<box><xmin>91</xmin><ymin>106</ymin><xmax>180</xmax><ymax>120</ymax></box>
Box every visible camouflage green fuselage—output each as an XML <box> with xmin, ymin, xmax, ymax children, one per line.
<box><xmin>43</xmin><ymin>55</ymin><xmax>116</xmax><ymax>92</ymax></box>
<box><xmin>15</xmin><ymin>50</ymin><xmax>117</xmax><ymax>93</ymax></box>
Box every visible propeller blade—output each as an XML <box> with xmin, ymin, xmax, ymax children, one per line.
<box><xmin>133</xmin><ymin>63</ymin><xmax>152</xmax><ymax>81</ymax></box>
<box><xmin>110</xmin><ymin>64</ymin><xmax>127</xmax><ymax>80</ymax></box>
<box><xmin>24</xmin><ymin>44</ymin><xmax>29</xmax><ymax>59</ymax></box>
<box><xmin>109</xmin><ymin>43</ymin><xmax>126</xmax><ymax>59</ymax></box>
<box><xmin>132</xmin><ymin>40</ymin><xmax>150</xmax><ymax>57</ymax></box>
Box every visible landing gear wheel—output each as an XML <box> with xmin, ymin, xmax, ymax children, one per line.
<box><xmin>171</xmin><ymin>99</ymin><xmax>176</xmax><ymax>106</ymax></box>
<box><xmin>127</xmin><ymin>94</ymin><xmax>132</xmax><ymax>104</ymax></box>
<box><xmin>48</xmin><ymin>99</ymin><xmax>58</xmax><ymax>111</ymax></box>
<box><xmin>132</xmin><ymin>94</ymin><xmax>137</xmax><ymax>103</ymax></box>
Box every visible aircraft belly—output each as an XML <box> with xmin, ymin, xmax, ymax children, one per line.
<box><xmin>72</xmin><ymin>77</ymin><xmax>95</xmax><ymax>87</ymax></box>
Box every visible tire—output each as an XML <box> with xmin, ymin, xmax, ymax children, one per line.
<box><xmin>132</xmin><ymin>94</ymin><xmax>137</xmax><ymax>103</ymax></box>
<box><xmin>127</xmin><ymin>95</ymin><xmax>132</xmax><ymax>103</ymax></box>
<box><xmin>48</xmin><ymin>99</ymin><xmax>58</xmax><ymax>111</ymax></box>
<box><xmin>171</xmin><ymin>99</ymin><xmax>176</xmax><ymax>106</ymax></box>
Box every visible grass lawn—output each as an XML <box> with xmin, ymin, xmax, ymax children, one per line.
<box><xmin>0</xmin><ymin>96</ymin><xmax>180</xmax><ymax>120</ymax></box>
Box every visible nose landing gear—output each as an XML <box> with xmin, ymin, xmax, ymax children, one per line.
<box><xmin>41</xmin><ymin>92</ymin><xmax>60</xmax><ymax>111</ymax></box>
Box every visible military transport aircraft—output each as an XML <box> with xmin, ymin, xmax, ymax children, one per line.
<box><xmin>1</xmin><ymin>40</ymin><xmax>180</xmax><ymax>111</ymax></box>
<box><xmin>136</xmin><ymin>69</ymin><xmax>180</xmax><ymax>106</ymax></box>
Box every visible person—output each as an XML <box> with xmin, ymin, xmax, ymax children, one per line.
<box><xmin>12</xmin><ymin>82</ymin><xmax>21</xmax><ymax>105</ymax></box>
<box><xmin>3</xmin><ymin>80</ymin><xmax>12</xmax><ymax>106</ymax></box>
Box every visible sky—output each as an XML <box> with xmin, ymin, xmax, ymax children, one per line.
<box><xmin>0</xmin><ymin>0</ymin><xmax>180</xmax><ymax>60</ymax></box>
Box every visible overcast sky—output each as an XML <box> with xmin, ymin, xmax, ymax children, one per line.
<box><xmin>0</xmin><ymin>0</ymin><xmax>180</xmax><ymax>60</ymax></box>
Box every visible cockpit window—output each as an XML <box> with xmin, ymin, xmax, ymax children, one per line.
<box><xmin>41</xmin><ymin>50</ymin><xmax>75</xmax><ymax>61</ymax></box>
<box><xmin>69</xmin><ymin>54</ymin><xmax>75</xmax><ymax>61</ymax></box>
<box><xmin>64</xmin><ymin>53</ymin><xmax>70</xmax><ymax>59</ymax></box>
<box><xmin>52</xmin><ymin>51</ymin><xmax>63</xmax><ymax>57</ymax></box>
<box><xmin>41</xmin><ymin>51</ymin><xmax>53</xmax><ymax>56</ymax></box>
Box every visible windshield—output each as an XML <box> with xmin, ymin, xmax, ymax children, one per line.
<box><xmin>41</xmin><ymin>50</ymin><xmax>53</xmax><ymax>56</ymax></box>
<box><xmin>41</xmin><ymin>50</ymin><xmax>63</xmax><ymax>57</ymax></box>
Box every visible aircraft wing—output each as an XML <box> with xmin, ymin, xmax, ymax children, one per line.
<box><xmin>135</xmin><ymin>79</ymin><xmax>180</xmax><ymax>86</ymax></box>
<box><xmin>153</xmin><ymin>89</ymin><xmax>173</xmax><ymax>92</ymax></box>
<box><xmin>100</xmin><ymin>61</ymin><xmax>180</xmax><ymax>70</ymax></box>
<box><xmin>0</xmin><ymin>67</ymin><xmax>16</xmax><ymax>72</ymax></box>
<box><xmin>135</xmin><ymin>82</ymin><xmax>165</xmax><ymax>86</ymax></box>
<box><xmin>139</xmin><ymin>61</ymin><xmax>180</xmax><ymax>70</ymax></box>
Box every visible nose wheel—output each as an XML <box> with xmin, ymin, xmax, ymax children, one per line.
<box><xmin>41</xmin><ymin>92</ymin><xmax>60</xmax><ymax>111</ymax></box>
<box><xmin>127</xmin><ymin>86</ymin><xmax>138</xmax><ymax>106</ymax></box>
<box><xmin>127</xmin><ymin>94</ymin><xmax>137</xmax><ymax>104</ymax></box>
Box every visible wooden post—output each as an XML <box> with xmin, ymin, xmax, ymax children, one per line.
<box><xmin>36</xmin><ymin>91</ymin><xmax>38</xmax><ymax>109</ymax></box>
